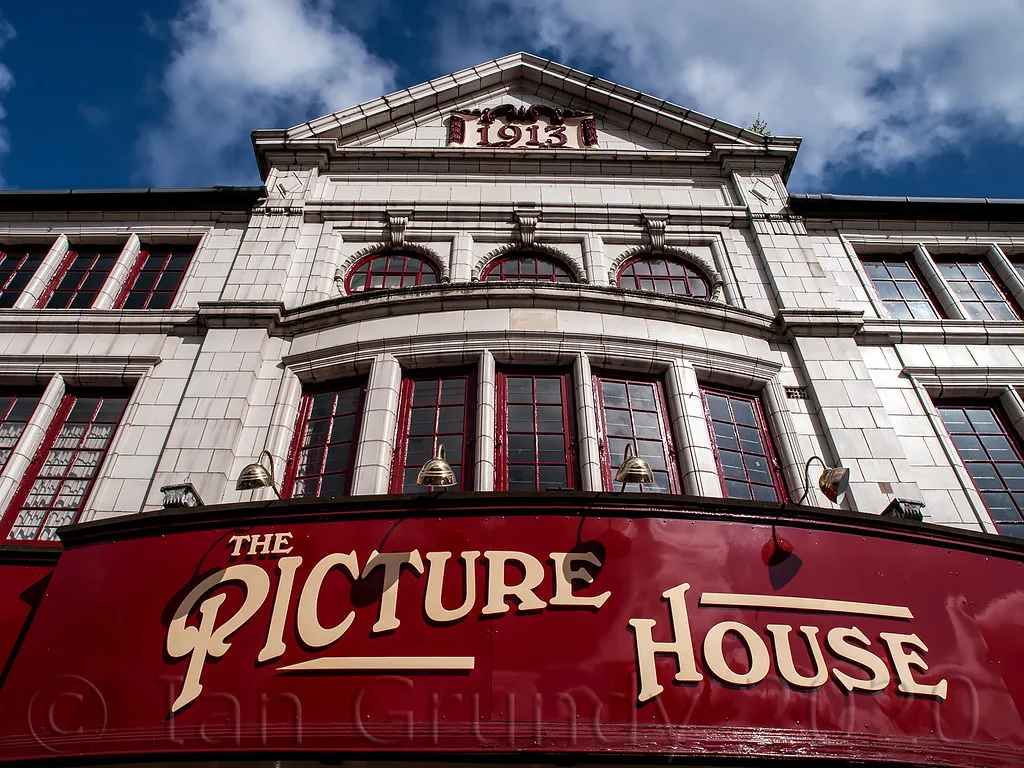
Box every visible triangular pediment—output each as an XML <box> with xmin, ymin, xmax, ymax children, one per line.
<box><xmin>253</xmin><ymin>52</ymin><xmax>800</xmax><ymax>176</ymax></box>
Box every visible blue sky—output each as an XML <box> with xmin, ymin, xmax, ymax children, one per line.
<box><xmin>2</xmin><ymin>1</ymin><xmax>1024</xmax><ymax>197</ymax></box>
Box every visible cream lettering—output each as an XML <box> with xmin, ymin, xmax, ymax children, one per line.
<box><xmin>628</xmin><ymin>583</ymin><xmax>703</xmax><ymax>703</ymax></box>
<box><xmin>827</xmin><ymin>627</ymin><xmax>891</xmax><ymax>693</ymax></box>
<box><xmin>362</xmin><ymin>550</ymin><xmax>425</xmax><ymax>633</ymax></box>
<box><xmin>549</xmin><ymin>551</ymin><xmax>611</xmax><ymax>609</ymax></box>
<box><xmin>629</xmin><ymin>582</ymin><xmax>948</xmax><ymax>706</ymax></box>
<box><xmin>879</xmin><ymin>632</ymin><xmax>948</xmax><ymax>700</ymax></box>
<box><xmin>296</xmin><ymin>551</ymin><xmax>360</xmax><ymax>648</ymax></box>
<box><xmin>702</xmin><ymin>621</ymin><xmax>771</xmax><ymax>686</ymax></box>
<box><xmin>766</xmin><ymin>624</ymin><xmax>829</xmax><ymax>689</ymax></box>
<box><xmin>482</xmin><ymin>551</ymin><xmax>547</xmax><ymax>615</ymax></box>
<box><xmin>424</xmin><ymin>550</ymin><xmax>480</xmax><ymax>623</ymax></box>
<box><xmin>165</xmin><ymin>564</ymin><xmax>271</xmax><ymax>712</ymax></box>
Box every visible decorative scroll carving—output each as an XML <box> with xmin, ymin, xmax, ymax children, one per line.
<box><xmin>447</xmin><ymin>115</ymin><xmax>466</xmax><ymax>145</ymax></box>
<box><xmin>514</xmin><ymin>212</ymin><xmax>539</xmax><ymax>247</ymax></box>
<box><xmin>387</xmin><ymin>214</ymin><xmax>409</xmax><ymax>248</ymax></box>
<box><xmin>643</xmin><ymin>215</ymin><xmax>669</xmax><ymax>252</ymax></box>
<box><xmin>580</xmin><ymin>118</ymin><xmax>599</xmax><ymax>147</ymax></box>
<box><xmin>467</xmin><ymin>104</ymin><xmax>590</xmax><ymax>124</ymax></box>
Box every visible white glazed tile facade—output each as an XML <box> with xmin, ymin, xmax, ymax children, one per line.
<box><xmin>0</xmin><ymin>52</ymin><xmax>1019</xmax><ymax>542</ymax></box>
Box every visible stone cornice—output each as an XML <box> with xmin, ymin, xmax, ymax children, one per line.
<box><xmin>773</xmin><ymin>309</ymin><xmax>865</xmax><ymax>339</ymax></box>
<box><xmin>307</xmin><ymin>201</ymin><xmax>751</xmax><ymax>228</ymax></box>
<box><xmin>0</xmin><ymin>309</ymin><xmax>199</xmax><ymax>336</ymax></box>
<box><xmin>858</xmin><ymin>319</ymin><xmax>1024</xmax><ymax>346</ymax></box>
<box><xmin>0</xmin><ymin>355</ymin><xmax>160</xmax><ymax>385</ymax></box>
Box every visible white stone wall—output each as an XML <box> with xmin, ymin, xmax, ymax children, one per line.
<box><xmin>1</xmin><ymin>129</ymin><xmax>1020</xmax><ymax>544</ymax></box>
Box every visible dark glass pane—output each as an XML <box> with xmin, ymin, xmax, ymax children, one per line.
<box><xmin>602</xmin><ymin>382</ymin><xmax>628</xmax><ymax>407</ymax></box>
<box><xmin>706</xmin><ymin>395</ymin><xmax>732</xmax><ymax>422</ymax></box>
<box><xmin>408</xmin><ymin>408</ymin><xmax>436</xmax><ymax>435</ymax></box>
<box><xmin>539</xmin><ymin>465</ymin><xmax>567</xmax><ymax>490</ymax></box>
<box><xmin>508</xmin><ymin>405</ymin><xmax>534</xmax><ymax>428</ymax></box>
<box><xmin>507</xmin><ymin>434</ymin><xmax>535</xmax><ymax>461</ymax></box>
<box><xmin>731</xmin><ymin>398</ymin><xmax>757</xmax><ymax>426</ymax></box>
<box><xmin>752</xmin><ymin>483</ymin><xmax>780</xmax><ymax>502</ymax></box>
<box><xmin>440</xmin><ymin>378</ymin><xmax>466</xmax><ymax>404</ymax></box>
<box><xmin>712</xmin><ymin>422</ymin><xmax>739</xmax><ymax>450</ymax></box>
<box><xmin>537</xmin><ymin>434</ymin><xmax>565</xmax><ymax>464</ymax></box>
<box><xmin>725</xmin><ymin>480</ymin><xmax>752</xmax><ymax>500</ymax></box>
<box><xmin>535</xmin><ymin>378</ymin><xmax>562</xmax><ymax>403</ymax></box>
<box><xmin>506</xmin><ymin>378</ymin><xmax>533</xmax><ymax>402</ymax></box>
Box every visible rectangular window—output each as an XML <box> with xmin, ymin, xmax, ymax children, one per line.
<box><xmin>497</xmin><ymin>371</ymin><xmax>577</xmax><ymax>491</ymax></box>
<box><xmin>861</xmin><ymin>258</ymin><xmax>941</xmax><ymax>319</ymax></box>
<box><xmin>0</xmin><ymin>393</ymin><xmax>41</xmax><ymax>472</ymax></box>
<box><xmin>0</xmin><ymin>245</ymin><xmax>47</xmax><ymax>308</ymax></box>
<box><xmin>595</xmin><ymin>375</ymin><xmax>677</xmax><ymax>492</ymax></box>
<box><xmin>284</xmin><ymin>381</ymin><xmax>365</xmax><ymax>499</ymax></box>
<box><xmin>939</xmin><ymin>404</ymin><xmax>1024</xmax><ymax>538</ymax></box>
<box><xmin>391</xmin><ymin>372</ymin><xmax>474</xmax><ymax>493</ymax></box>
<box><xmin>38</xmin><ymin>247</ymin><xmax>120</xmax><ymax>309</ymax></box>
<box><xmin>937</xmin><ymin>260</ymin><xmax>1018</xmax><ymax>321</ymax></box>
<box><xmin>2</xmin><ymin>393</ymin><xmax>129</xmax><ymax>542</ymax></box>
<box><xmin>703</xmin><ymin>388</ymin><xmax>786</xmax><ymax>502</ymax></box>
<box><xmin>115</xmin><ymin>245</ymin><xmax>195</xmax><ymax>309</ymax></box>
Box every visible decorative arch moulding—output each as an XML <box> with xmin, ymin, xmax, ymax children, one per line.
<box><xmin>608</xmin><ymin>244</ymin><xmax>725</xmax><ymax>302</ymax></box>
<box><xmin>473</xmin><ymin>242</ymin><xmax>586</xmax><ymax>283</ymax></box>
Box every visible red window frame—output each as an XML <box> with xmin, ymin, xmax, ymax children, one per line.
<box><xmin>36</xmin><ymin>247</ymin><xmax>120</xmax><ymax>309</ymax></box>
<box><xmin>390</xmin><ymin>370</ymin><xmax>476</xmax><ymax>493</ymax></box>
<box><xmin>282</xmin><ymin>380</ymin><xmax>366</xmax><ymax>499</ymax></box>
<box><xmin>616</xmin><ymin>256</ymin><xmax>710</xmax><ymax>298</ymax></box>
<box><xmin>938</xmin><ymin>402</ymin><xmax>1024</xmax><ymax>538</ymax></box>
<box><xmin>345</xmin><ymin>251</ymin><xmax>439</xmax><ymax>294</ymax></box>
<box><xmin>1</xmin><ymin>391</ymin><xmax>129</xmax><ymax>543</ymax></box>
<box><xmin>936</xmin><ymin>258</ymin><xmax>1020</xmax><ymax>321</ymax></box>
<box><xmin>495</xmin><ymin>369</ymin><xmax>578</xmax><ymax>492</ymax></box>
<box><xmin>481</xmin><ymin>253</ymin><xmax>575</xmax><ymax>282</ymax></box>
<box><xmin>702</xmin><ymin>386</ymin><xmax>787</xmax><ymax>503</ymax></box>
<box><xmin>0</xmin><ymin>245</ymin><xmax>47</xmax><ymax>308</ymax></box>
<box><xmin>861</xmin><ymin>256</ymin><xmax>943</xmax><ymax>320</ymax></box>
<box><xmin>594</xmin><ymin>374</ymin><xmax>679</xmax><ymax>493</ymax></box>
<box><xmin>114</xmin><ymin>244</ymin><xmax>195</xmax><ymax>309</ymax></box>
<box><xmin>0</xmin><ymin>391</ymin><xmax>42</xmax><ymax>473</ymax></box>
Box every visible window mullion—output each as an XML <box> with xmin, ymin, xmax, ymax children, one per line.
<box><xmin>96</xmin><ymin>234</ymin><xmax>140</xmax><ymax>310</ymax></box>
<box><xmin>914</xmin><ymin>244</ymin><xmax>967</xmax><ymax>320</ymax></box>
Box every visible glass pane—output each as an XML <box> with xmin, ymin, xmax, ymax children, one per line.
<box><xmin>507</xmin><ymin>434</ymin><xmax>535</xmax><ymax>462</ymax></box>
<box><xmin>535</xmin><ymin>378</ymin><xmax>562</xmax><ymax>403</ymax></box>
<box><xmin>538</xmin><ymin>465</ymin><xmax>568</xmax><ymax>490</ymax></box>
<box><xmin>602</xmin><ymin>382</ymin><xmax>628</xmax><ymax>407</ymax></box>
<box><xmin>506</xmin><ymin>378</ymin><xmax>533</xmax><ymax>403</ymax></box>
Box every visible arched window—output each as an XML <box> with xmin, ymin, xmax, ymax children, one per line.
<box><xmin>616</xmin><ymin>256</ymin><xmax>710</xmax><ymax>299</ymax></box>
<box><xmin>482</xmin><ymin>253</ymin><xmax>575</xmax><ymax>283</ymax></box>
<box><xmin>345</xmin><ymin>251</ymin><xmax>439</xmax><ymax>293</ymax></box>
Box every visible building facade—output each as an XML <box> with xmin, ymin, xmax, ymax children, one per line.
<box><xmin>1</xmin><ymin>53</ymin><xmax>1023</xmax><ymax>766</ymax></box>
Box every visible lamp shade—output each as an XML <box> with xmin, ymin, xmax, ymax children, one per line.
<box><xmin>235</xmin><ymin>450</ymin><xmax>280</xmax><ymax>497</ymax></box>
<box><xmin>818</xmin><ymin>466</ymin><xmax>850</xmax><ymax>503</ymax></box>
<box><xmin>614</xmin><ymin>443</ymin><xmax>654</xmax><ymax>485</ymax></box>
<box><xmin>416</xmin><ymin>444</ymin><xmax>457</xmax><ymax>487</ymax></box>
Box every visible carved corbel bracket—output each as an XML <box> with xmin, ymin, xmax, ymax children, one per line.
<box><xmin>642</xmin><ymin>214</ymin><xmax>669</xmax><ymax>252</ymax></box>
<box><xmin>514</xmin><ymin>210</ymin><xmax>540</xmax><ymax>247</ymax></box>
<box><xmin>386</xmin><ymin>210</ymin><xmax>412</xmax><ymax>248</ymax></box>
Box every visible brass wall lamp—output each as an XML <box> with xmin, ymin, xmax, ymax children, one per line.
<box><xmin>417</xmin><ymin>444</ymin><xmax>458</xmax><ymax>488</ymax></box>
<box><xmin>795</xmin><ymin>455</ymin><xmax>850</xmax><ymax>505</ymax></box>
<box><xmin>236</xmin><ymin>450</ymin><xmax>281</xmax><ymax>498</ymax></box>
<box><xmin>615</xmin><ymin>443</ymin><xmax>654</xmax><ymax>492</ymax></box>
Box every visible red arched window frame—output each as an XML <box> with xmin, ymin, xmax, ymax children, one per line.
<box><xmin>616</xmin><ymin>256</ymin><xmax>711</xmax><ymax>298</ymax></box>
<box><xmin>345</xmin><ymin>252</ymin><xmax>439</xmax><ymax>294</ymax></box>
<box><xmin>481</xmin><ymin>253</ymin><xmax>575</xmax><ymax>282</ymax></box>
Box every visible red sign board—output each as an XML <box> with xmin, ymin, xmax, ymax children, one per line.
<box><xmin>1</xmin><ymin>496</ymin><xmax>1023</xmax><ymax>765</ymax></box>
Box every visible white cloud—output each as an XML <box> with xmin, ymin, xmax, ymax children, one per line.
<box><xmin>0</xmin><ymin>16</ymin><xmax>15</xmax><ymax>188</ymax></box>
<box><xmin>137</xmin><ymin>0</ymin><xmax>396</xmax><ymax>186</ymax></box>
<box><xmin>439</xmin><ymin>1</ymin><xmax>1024</xmax><ymax>187</ymax></box>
